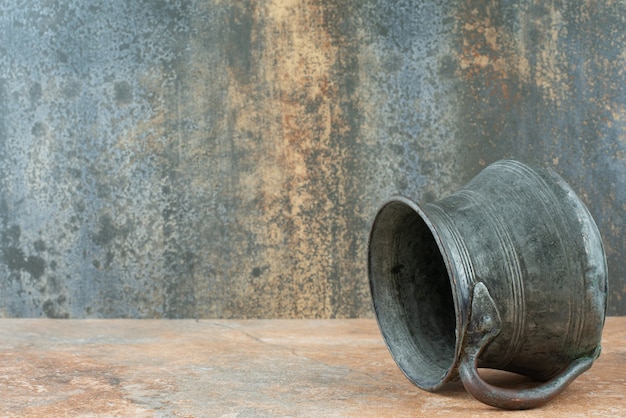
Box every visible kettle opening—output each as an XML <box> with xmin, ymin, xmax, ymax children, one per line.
<box><xmin>369</xmin><ymin>198</ymin><xmax>457</xmax><ymax>390</ymax></box>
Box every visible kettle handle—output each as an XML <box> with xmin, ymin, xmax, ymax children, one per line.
<box><xmin>459</xmin><ymin>282</ymin><xmax>600</xmax><ymax>410</ymax></box>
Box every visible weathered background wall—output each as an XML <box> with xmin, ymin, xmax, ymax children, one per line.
<box><xmin>1</xmin><ymin>0</ymin><xmax>624</xmax><ymax>318</ymax></box>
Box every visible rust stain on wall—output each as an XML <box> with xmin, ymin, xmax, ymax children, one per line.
<box><xmin>213</xmin><ymin>0</ymin><xmax>367</xmax><ymax>317</ymax></box>
<box><xmin>139</xmin><ymin>0</ymin><xmax>371</xmax><ymax>318</ymax></box>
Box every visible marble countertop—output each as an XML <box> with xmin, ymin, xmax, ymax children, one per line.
<box><xmin>0</xmin><ymin>317</ymin><xmax>624</xmax><ymax>416</ymax></box>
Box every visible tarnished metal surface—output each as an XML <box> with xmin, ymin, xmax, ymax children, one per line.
<box><xmin>0</xmin><ymin>1</ymin><xmax>625</xmax><ymax>317</ymax></box>
<box><xmin>368</xmin><ymin>161</ymin><xmax>607</xmax><ymax>408</ymax></box>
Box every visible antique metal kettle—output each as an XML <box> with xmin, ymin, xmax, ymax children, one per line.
<box><xmin>368</xmin><ymin>160</ymin><xmax>607</xmax><ymax>409</ymax></box>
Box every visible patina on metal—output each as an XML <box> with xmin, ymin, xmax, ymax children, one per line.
<box><xmin>368</xmin><ymin>160</ymin><xmax>607</xmax><ymax>410</ymax></box>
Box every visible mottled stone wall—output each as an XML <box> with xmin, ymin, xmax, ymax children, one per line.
<box><xmin>0</xmin><ymin>1</ymin><xmax>624</xmax><ymax>318</ymax></box>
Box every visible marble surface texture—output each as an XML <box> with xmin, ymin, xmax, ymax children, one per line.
<box><xmin>0</xmin><ymin>317</ymin><xmax>624</xmax><ymax>416</ymax></box>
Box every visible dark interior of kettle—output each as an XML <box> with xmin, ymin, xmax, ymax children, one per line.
<box><xmin>369</xmin><ymin>200</ymin><xmax>456</xmax><ymax>388</ymax></box>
